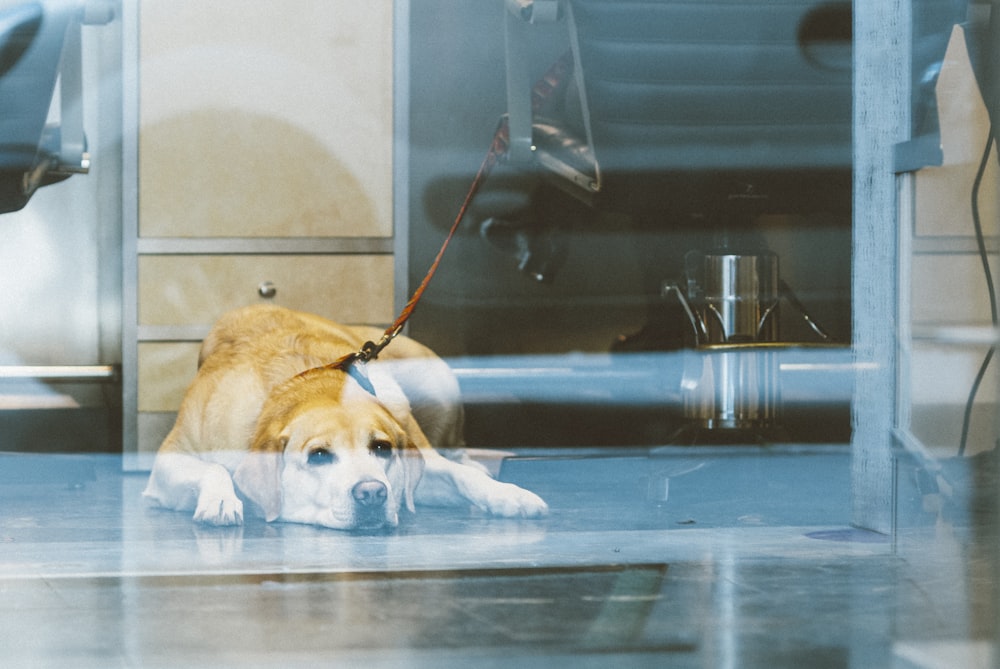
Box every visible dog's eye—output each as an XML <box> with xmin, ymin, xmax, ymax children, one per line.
<box><xmin>369</xmin><ymin>439</ymin><xmax>393</xmax><ymax>460</ymax></box>
<box><xmin>307</xmin><ymin>448</ymin><xmax>335</xmax><ymax>466</ymax></box>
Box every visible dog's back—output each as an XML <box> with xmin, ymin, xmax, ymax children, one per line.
<box><xmin>196</xmin><ymin>304</ymin><xmax>465</xmax><ymax>450</ymax></box>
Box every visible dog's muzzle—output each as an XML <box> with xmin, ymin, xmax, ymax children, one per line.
<box><xmin>351</xmin><ymin>480</ymin><xmax>390</xmax><ymax>528</ymax></box>
<box><xmin>352</xmin><ymin>480</ymin><xmax>387</xmax><ymax>507</ymax></box>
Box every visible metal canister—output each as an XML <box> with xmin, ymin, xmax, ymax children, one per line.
<box><xmin>700</xmin><ymin>252</ymin><xmax>780</xmax><ymax>344</ymax></box>
<box><xmin>681</xmin><ymin>343</ymin><xmax>781</xmax><ymax>430</ymax></box>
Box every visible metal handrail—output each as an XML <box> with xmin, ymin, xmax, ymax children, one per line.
<box><xmin>0</xmin><ymin>365</ymin><xmax>119</xmax><ymax>382</ymax></box>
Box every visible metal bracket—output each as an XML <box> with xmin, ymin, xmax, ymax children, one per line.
<box><xmin>21</xmin><ymin>1</ymin><xmax>115</xmax><ymax>199</ymax></box>
<box><xmin>503</xmin><ymin>0</ymin><xmax>562</xmax><ymax>164</ymax></box>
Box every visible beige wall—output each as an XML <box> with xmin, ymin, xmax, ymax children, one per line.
<box><xmin>138</xmin><ymin>0</ymin><xmax>393</xmax><ymax>239</ymax></box>
<box><xmin>909</xmin><ymin>26</ymin><xmax>1000</xmax><ymax>454</ymax></box>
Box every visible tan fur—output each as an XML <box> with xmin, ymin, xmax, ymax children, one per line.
<box><xmin>143</xmin><ymin>304</ymin><xmax>546</xmax><ymax>529</ymax></box>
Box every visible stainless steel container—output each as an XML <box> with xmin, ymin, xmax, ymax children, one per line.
<box><xmin>680</xmin><ymin>343</ymin><xmax>780</xmax><ymax>430</ymax></box>
<box><xmin>701</xmin><ymin>252</ymin><xmax>779</xmax><ymax>344</ymax></box>
<box><xmin>667</xmin><ymin>250</ymin><xmax>782</xmax><ymax>431</ymax></box>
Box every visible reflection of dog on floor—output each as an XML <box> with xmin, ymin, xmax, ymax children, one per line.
<box><xmin>143</xmin><ymin>305</ymin><xmax>547</xmax><ymax>529</ymax></box>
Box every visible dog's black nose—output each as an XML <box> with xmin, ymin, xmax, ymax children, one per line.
<box><xmin>351</xmin><ymin>480</ymin><xmax>388</xmax><ymax>507</ymax></box>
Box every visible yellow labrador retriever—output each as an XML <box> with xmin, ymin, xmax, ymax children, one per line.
<box><xmin>142</xmin><ymin>304</ymin><xmax>547</xmax><ymax>529</ymax></box>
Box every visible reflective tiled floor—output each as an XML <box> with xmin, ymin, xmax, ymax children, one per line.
<box><xmin>0</xmin><ymin>447</ymin><xmax>994</xmax><ymax>668</ymax></box>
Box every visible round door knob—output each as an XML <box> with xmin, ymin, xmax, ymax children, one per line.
<box><xmin>257</xmin><ymin>281</ymin><xmax>277</xmax><ymax>299</ymax></box>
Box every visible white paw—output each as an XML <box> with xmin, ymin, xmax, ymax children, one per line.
<box><xmin>193</xmin><ymin>493</ymin><xmax>244</xmax><ymax>526</ymax></box>
<box><xmin>480</xmin><ymin>482</ymin><xmax>548</xmax><ymax>519</ymax></box>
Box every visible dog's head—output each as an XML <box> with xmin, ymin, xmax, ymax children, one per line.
<box><xmin>232</xmin><ymin>372</ymin><xmax>425</xmax><ymax>530</ymax></box>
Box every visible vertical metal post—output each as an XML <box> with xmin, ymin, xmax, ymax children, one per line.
<box><xmin>120</xmin><ymin>0</ymin><xmax>140</xmax><ymax>468</ymax></box>
<box><xmin>851</xmin><ymin>0</ymin><xmax>911</xmax><ymax>533</ymax></box>
<box><xmin>394</xmin><ymin>0</ymin><xmax>410</xmax><ymax>324</ymax></box>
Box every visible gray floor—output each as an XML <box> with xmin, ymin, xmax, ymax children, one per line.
<box><xmin>0</xmin><ymin>446</ymin><xmax>993</xmax><ymax>668</ymax></box>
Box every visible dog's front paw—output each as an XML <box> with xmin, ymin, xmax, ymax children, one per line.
<box><xmin>194</xmin><ymin>494</ymin><xmax>244</xmax><ymax>526</ymax></box>
<box><xmin>482</xmin><ymin>482</ymin><xmax>549</xmax><ymax>519</ymax></box>
<box><xmin>193</xmin><ymin>467</ymin><xmax>244</xmax><ymax>526</ymax></box>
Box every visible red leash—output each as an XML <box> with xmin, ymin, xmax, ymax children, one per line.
<box><xmin>357</xmin><ymin>124</ymin><xmax>510</xmax><ymax>363</ymax></box>
<box><xmin>304</xmin><ymin>120</ymin><xmax>511</xmax><ymax>380</ymax></box>
<box><xmin>305</xmin><ymin>50</ymin><xmax>574</xmax><ymax>381</ymax></box>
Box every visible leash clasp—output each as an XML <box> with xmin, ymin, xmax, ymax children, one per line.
<box><xmin>356</xmin><ymin>331</ymin><xmax>395</xmax><ymax>364</ymax></box>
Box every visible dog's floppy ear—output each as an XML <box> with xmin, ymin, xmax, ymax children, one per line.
<box><xmin>399</xmin><ymin>442</ymin><xmax>425</xmax><ymax>513</ymax></box>
<box><xmin>233</xmin><ymin>436</ymin><xmax>286</xmax><ymax>522</ymax></box>
<box><xmin>396</xmin><ymin>417</ymin><xmax>430</xmax><ymax>513</ymax></box>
